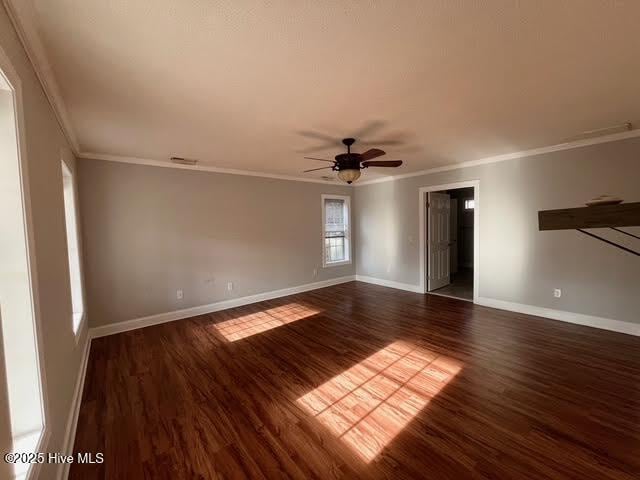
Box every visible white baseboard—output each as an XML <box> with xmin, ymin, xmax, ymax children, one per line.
<box><xmin>90</xmin><ymin>275</ymin><xmax>356</xmax><ymax>338</ymax></box>
<box><xmin>354</xmin><ymin>275</ymin><xmax>639</xmax><ymax>337</ymax></box>
<box><xmin>476</xmin><ymin>297</ymin><xmax>640</xmax><ymax>337</ymax></box>
<box><xmin>57</xmin><ymin>333</ymin><xmax>92</xmax><ymax>480</ymax></box>
<box><xmin>355</xmin><ymin>275</ymin><xmax>423</xmax><ymax>293</ymax></box>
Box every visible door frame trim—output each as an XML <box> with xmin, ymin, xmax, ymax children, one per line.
<box><xmin>419</xmin><ymin>180</ymin><xmax>480</xmax><ymax>302</ymax></box>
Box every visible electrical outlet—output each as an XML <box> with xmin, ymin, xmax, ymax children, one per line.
<box><xmin>553</xmin><ymin>288</ymin><xmax>562</xmax><ymax>298</ymax></box>
<box><xmin>227</xmin><ymin>282</ymin><xmax>233</xmax><ymax>291</ymax></box>
<box><xmin>313</xmin><ymin>268</ymin><xmax>318</xmax><ymax>277</ymax></box>
<box><xmin>176</xmin><ymin>289</ymin><xmax>183</xmax><ymax>299</ymax></box>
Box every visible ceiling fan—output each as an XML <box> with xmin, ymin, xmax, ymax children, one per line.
<box><xmin>303</xmin><ymin>138</ymin><xmax>402</xmax><ymax>184</ymax></box>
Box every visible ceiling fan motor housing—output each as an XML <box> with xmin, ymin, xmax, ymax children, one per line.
<box><xmin>302</xmin><ymin>136</ymin><xmax>402</xmax><ymax>183</ymax></box>
<box><xmin>334</xmin><ymin>153</ymin><xmax>362</xmax><ymax>171</ymax></box>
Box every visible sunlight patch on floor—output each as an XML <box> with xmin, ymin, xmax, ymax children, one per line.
<box><xmin>297</xmin><ymin>341</ymin><xmax>462</xmax><ymax>462</ymax></box>
<box><xmin>214</xmin><ymin>303</ymin><xmax>321</xmax><ymax>341</ymax></box>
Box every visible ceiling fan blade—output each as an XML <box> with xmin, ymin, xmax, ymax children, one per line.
<box><xmin>360</xmin><ymin>148</ymin><xmax>386</xmax><ymax>160</ymax></box>
<box><xmin>359</xmin><ymin>130</ymin><xmax>411</xmax><ymax>146</ymax></box>
<box><xmin>297</xmin><ymin>145</ymin><xmax>338</xmax><ymax>153</ymax></box>
<box><xmin>303</xmin><ymin>166</ymin><xmax>333</xmax><ymax>173</ymax></box>
<box><xmin>303</xmin><ymin>157</ymin><xmax>334</xmax><ymax>163</ymax></box>
<box><xmin>361</xmin><ymin>160</ymin><xmax>403</xmax><ymax>168</ymax></box>
<box><xmin>351</xmin><ymin>120</ymin><xmax>386</xmax><ymax>139</ymax></box>
<box><xmin>359</xmin><ymin>139</ymin><xmax>404</xmax><ymax>146</ymax></box>
<box><xmin>296</xmin><ymin>130</ymin><xmax>342</xmax><ymax>147</ymax></box>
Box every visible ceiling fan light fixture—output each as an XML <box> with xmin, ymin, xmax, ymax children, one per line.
<box><xmin>338</xmin><ymin>168</ymin><xmax>361</xmax><ymax>184</ymax></box>
<box><xmin>303</xmin><ymin>137</ymin><xmax>402</xmax><ymax>182</ymax></box>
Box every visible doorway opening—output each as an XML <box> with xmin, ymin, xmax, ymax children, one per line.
<box><xmin>419</xmin><ymin>181</ymin><xmax>479</xmax><ymax>302</ymax></box>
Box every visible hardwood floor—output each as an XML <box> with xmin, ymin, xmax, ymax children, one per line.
<box><xmin>70</xmin><ymin>281</ymin><xmax>640</xmax><ymax>479</ymax></box>
<box><xmin>432</xmin><ymin>268</ymin><xmax>473</xmax><ymax>301</ymax></box>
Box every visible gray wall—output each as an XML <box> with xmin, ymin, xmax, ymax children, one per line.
<box><xmin>78</xmin><ymin>159</ymin><xmax>355</xmax><ymax>327</ymax></box>
<box><xmin>0</xmin><ymin>4</ymin><xmax>88</xmax><ymax>478</ymax></box>
<box><xmin>355</xmin><ymin>137</ymin><xmax>640</xmax><ymax>324</ymax></box>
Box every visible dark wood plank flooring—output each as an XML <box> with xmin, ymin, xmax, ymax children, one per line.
<box><xmin>71</xmin><ymin>281</ymin><xmax>640</xmax><ymax>479</ymax></box>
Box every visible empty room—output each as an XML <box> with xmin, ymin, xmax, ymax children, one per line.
<box><xmin>1</xmin><ymin>1</ymin><xmax>639</xmax><ymax>479</ymax></box>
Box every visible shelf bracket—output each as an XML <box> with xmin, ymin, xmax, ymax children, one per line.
<box><xmin>576</xmin><ymin>229</ymin><xmax>640</xmax><ymax>256</ymax></box>
<box><xmin>610</xmin><ymin>227</ymin><xmax>640</xmax><ymax>241</ymax></box>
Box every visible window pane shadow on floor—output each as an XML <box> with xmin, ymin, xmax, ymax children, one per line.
<box><xmin>211</xmin><ymin>302</ymin><xmax>323</xmax><ymax>342</ymax></box>
<box><xmin>297</xmin><ymin>341</ymin><xmax>463</xmax><ymax>463</ymax></box>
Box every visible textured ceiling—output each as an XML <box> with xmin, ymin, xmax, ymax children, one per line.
<box><xmin>15</xmin><ymin>0</ymin><xmax>640</xmax><ymax>180</ymax></box>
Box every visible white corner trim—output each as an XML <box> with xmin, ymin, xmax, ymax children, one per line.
<box><xmin>90</xmin><ymin>275</ymin><xmax>356</xmax><ymax>338</ymax></box>
<box><xmin>57</xmin><ymin>334</ymin><xmax>91</xmax><ymax>480</ymax></box>
<box><xmin>476</xmin><ymin>297</ymin><xmax>640</xmax><ymax>337</ymax></box>
<box><xmin>355</xmin><ymin>275</ymin><xmax>423</xmax><ymax>293</ymax></box>
<box><xmin>355</xmin><ymin>128</ymin><xmax>640</xmax><ymax>186</ymax></box>
<box><xmin>3</xmin><ymin>0</ymin><xmax>80</xmax><ymax>153</ymax></box>
<box><xmin>79</xmin><ymin>152</ymin><xmax>345</xmax><ymax>186</ymax></box>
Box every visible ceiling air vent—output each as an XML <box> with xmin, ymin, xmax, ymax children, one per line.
<box><xmin>170</xmin><ymin>156</ymin><xmax>198</xmax><ymax>166</ymax></box>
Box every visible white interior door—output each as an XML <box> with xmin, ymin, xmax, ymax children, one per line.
<box><xmin>428</xmin><ymin>192</ymin><xmax>451</xmax><ymax>291</ymax></box>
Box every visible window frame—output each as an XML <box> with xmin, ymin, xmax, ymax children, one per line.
<box><xmin>321</xmin><ymin>194</ymin><xmax>352</xmax><ymax>268</ymax></box>
<box><xmin>60</xmin><ymin>159</ymin><xmax>86</xmax><ymax>339</ymax></box>
<box><xmin>0</xmin><ymin>43</ymin><xmax>50</xmax><ymax>480</ymax></box>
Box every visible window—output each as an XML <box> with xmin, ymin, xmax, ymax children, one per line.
<box><xmin>61</xmin><ymin>161</ymin><xmax>84</xmax><ymax>334</ymax></box>
<box><xmin>322</xmin><ymin>195</ymin><xmax>351</xmax><ymax>267</ymax></box>
<box><xmin>464</xmin><ymin>199</ymin><xmax>475</xmax><ymax>210</ymax></box>
<box><xmin>2</xmin><ymin>62</ymin><xmax>46</xmax><ymax>480</ymax></box>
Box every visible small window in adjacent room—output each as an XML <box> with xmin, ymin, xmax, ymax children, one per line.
<box><xmin>61</xmin><ymin>161</ymin><xmax>84</xmax><ymax>334</ymax></box>
<box><xmin>322</xmin><ymin>195</ymin><xmax>351</xmax><ymax>267</ymax></box>
<box><xmin>464</xmin><ymin>199</ymin><xmax>475</xmax><ymax>210</ymax></box>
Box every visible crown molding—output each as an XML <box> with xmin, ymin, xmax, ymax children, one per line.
<box><xmin>5</xmin><ymin>0</ymin><xmax>639</xmax><ymax>186</ymax></box>
<box><xmin>3</xmin><ymin>0</ymin><xmax>80</xmax><ymax>153</ymax></box>
<box><xmin>81</xmin><ymin>125</ymin><xmax>640</xmax><ymax>188</ymax></box>
<box><xmin>355</xmin><ymin>128</ymin><xmax>640</xmax><ymax>186</ymax></box>
<box><xmin>79</xmin><ymin>152</ymin><xmax>344</xmax><ymax>185</ymax></box>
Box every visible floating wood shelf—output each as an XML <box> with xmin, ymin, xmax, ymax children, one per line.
<box><xmin>538</xmin><ymin>202</ymin><xmax>640</xmax><ymax>231</ymax></box>
<box><xmin>538</xmin><ymin>202</ymin><xmax>640</xmax><ymax>256</ymax></box>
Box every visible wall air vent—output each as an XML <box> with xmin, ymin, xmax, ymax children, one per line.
<box><xmin>170</xmin><ymin>156</ymin><xmax>198</xmax><ymax>166</ymax></box>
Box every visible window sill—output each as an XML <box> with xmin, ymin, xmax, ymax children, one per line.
<box><xmin>11</xmin><ymin>428</ymin><xmax>44</xmax><ymax>480</ymax></box>
<box><xmin>72</xmin><ymin>312</ymin><xmax>86</xmax><ymax>344</ymax></box>
<box><xmin>323</xmin><ymin>260</ymin><xmax>352</xmax><ymax>268</ymax></box>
